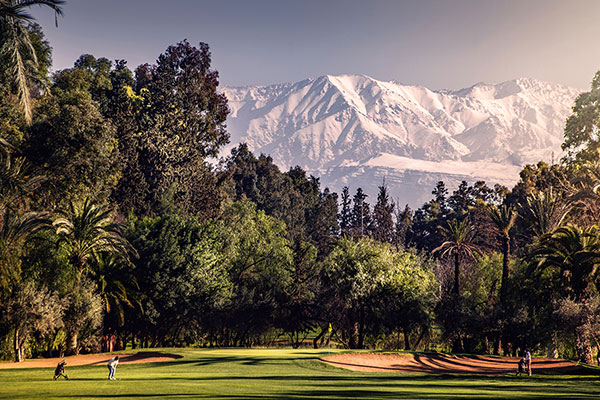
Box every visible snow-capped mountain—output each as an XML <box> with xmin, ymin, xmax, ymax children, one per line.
<box><xmin>223</xmin><ymin>75</ymin><xmax>580</xmax><ymax>206</ymax></box>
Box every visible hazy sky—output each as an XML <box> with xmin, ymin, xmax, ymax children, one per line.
<box><xmin>31</xmin><ymin>0</ymin><xmax>600</xmax><ymax>90</ymax></box>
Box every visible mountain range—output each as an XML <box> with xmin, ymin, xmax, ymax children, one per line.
<box><xmin>222</xmin><ymin>74</ymin><xmax>580</xmax><ymax>206</ymax></box>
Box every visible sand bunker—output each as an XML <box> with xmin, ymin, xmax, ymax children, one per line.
<box><xmin>0</xmin><ymin>351</ymin><xmax>182</xmax><ymax>369</ymax></box>
<box><xmin>322</xmin><ymin>353</ymin><xmax>590</xmax><ymax>375</ymax></box>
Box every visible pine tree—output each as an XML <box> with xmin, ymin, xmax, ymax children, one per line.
<box><xmin>372</xmin><ymin>183</ymin><xmax>394</xmax><ymax>243</ymax></box>
<box><xmin>351</xmin><ymin>188</ymin><xmax>371</xmax><ymax>237</ymax></box>
<box><xmin>394</xmin><ymin>203</ymin><xmax>413</xmax><ymax>248</ymax></box>
<box><xmin>432</xmin><ymin>181</ymin><xmax>449</xmax><ymax>216</ymax></box>
<box><xmin>339</xmin><ymin>186</ymin><xmax>352</xmax><ymax>235</ymax></box>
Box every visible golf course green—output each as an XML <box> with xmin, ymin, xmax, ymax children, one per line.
<box><xmin>1</xmin><ymin>349</ymin><xmax>599</xmax><ymax>399</ymax></box>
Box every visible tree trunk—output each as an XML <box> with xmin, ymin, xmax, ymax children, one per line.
<box><xmin>575</xmin><ymin>327</ymin><xmax>594</xmax><ymax>364</ymax></box>
<box><xmin>500</xmin><ymin>235</ymin><xmax>510</xmax><ymax>304</ymax></box>
<box><xmin>14</xmin><ymin>328</ymin><xmax>23</xmax><ymax>362</ymax></box>
<box><xmin>349</xmin><ymin>321</ymin><xmax>359</xmax><ymax>349</ymax></box>
<box><xmin>546</xmin><ymin>334</ymin><xmax>559</xmax><ymax>358</ymax></box>
<box><xmin>313</xmin><ymin>327</ymin><xmax>326</xmax><ymax>349</ymax></box>
<box><xmin>66</xmin><ymin>330</ymin><xmax>78</xmax><ymax>355</ymax></box>
<box><xmin>357</xmin><ymin>309</ymin><xmax>365</xmax><ymax>349</ymax></box>
<box><xmin>454</xmin><ymin>252</ymin><xmax>460</xmax><ymax>296</ymax></box>
<box><xmin>403</xmin><ymin>327</ymin><xmax>410</xmax><ymax>350</ymax></box>
<box><xmin>494</xmin><ymin>335</ymin><xmax>502</xmax><ymax>356</ymax></box>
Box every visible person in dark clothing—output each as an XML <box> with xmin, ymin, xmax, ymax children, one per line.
<box><xmin>516</xmin><ymin>357</ymin><xmax>527</xmax><ymax>376</ymax></box>
<box><xmin>53</xmin><ymin>360</ymin><xmax>68</xmax><ymax>380</ymax></box>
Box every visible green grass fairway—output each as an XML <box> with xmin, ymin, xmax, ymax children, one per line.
<box><xmin>1</xmin><ymin>349</ymin><xmax>599</xmax><ymax>399</ymax></box>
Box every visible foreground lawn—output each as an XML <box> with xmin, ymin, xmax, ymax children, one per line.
<box><xmin>1</xmin><ymin>348</ymin><xmax>599</xmax><ymax>399</ymax></box>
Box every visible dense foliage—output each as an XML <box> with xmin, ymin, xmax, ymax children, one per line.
<box><xmin>2</xmin><ymin>5</ymin><xmax>600</xmax><ymax>364</ymax></box>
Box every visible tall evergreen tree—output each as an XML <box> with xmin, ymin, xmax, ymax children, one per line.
<box><xmin>339</xmin><ymin>186</ymin><xmax>352</xmax><ymax>236</ymax></box>
<box><xmin>394</xmin><ymin>203</ymin><xmax>413</xmax><ymax>248</ymax></box>
<box><xmin>372</xmin><ymin>183</ymin><xmax>394</xmax><ymax>243</ymax></box>
<box><xmin>351</xmin><ymin>188</ymin><xmax>371</xmax><ymax>237</ymax></box>
<box><xmin>432</xmin><ymin>181</ymin><xmax>449</xmax><ymax>216</ymax></box>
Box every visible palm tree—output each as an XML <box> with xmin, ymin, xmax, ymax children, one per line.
<box><xmin>487</xmin><ymin>204</ymin><xmax>517</xmax><ymax>303</ymax></box>
<box><xmin>569</xmin><ymin>160</ymin><xmax>600</xmax><ymax>224</ymax></box>
<box><xmin>531</xmin><ymin>224</ymin><xmax>600</xmax><ymax>302</ymax></box>
<box><xmin>530</xmin><ymin>224</ymin><xmax>600</xmax><ymax>364</ymax></box>
<box><xmin>91</xmin><ymin>252</ymin><xmax>140</xmax><ymax>351</ymax></box>
<box><xmin>0</xmin><ymin>208</ymin><xmax>49</xmax><ymax>292</ymax></box>
<box><xmin>0</xmin><ymin>150</ymin><xmax>44</xmax><ymax>212</ymax></box>
<box><xmin>53</xmin><ymin>198</ymin><xmax>135</xmax><ymax>282</ymax></box>
<box><xmin>522</xmin><ymin>187</ymin><xmax>571</xmax><ymax>240</ymax></box>
<box><xmin>434</xmin><ymin>218</ymin><xmax>480</xmax><ymax>296</ymax></box>
<box><xmin>0</xmin><ymin>0</ymin><xmax>64</xmax><ymax>123</ymax></box>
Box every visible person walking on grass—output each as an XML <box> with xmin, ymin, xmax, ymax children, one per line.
<box><xmin>53</xmin><ymin>359</ymin><xmax>68</xmax><ymax>380</ymax></box>
<box><xmin>107</xmin><ymin>356</ymin><xmax>119</xmax><ymax>380</ymax></box>
<box><xmin>524</xmin><ymin>349</ymin><xmax>532</xmax><ymax>376</ymax></box>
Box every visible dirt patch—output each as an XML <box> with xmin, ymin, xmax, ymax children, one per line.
<box><xmin>0</xmin><ymin>351</ymin><xmax>182</xmax><ymax>369</ymax></box>
<box><xmin>322</xmin><ymin>353</ymin><xmax>592</xmax><ymax>375</ymax></box>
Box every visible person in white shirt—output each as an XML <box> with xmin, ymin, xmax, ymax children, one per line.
<box><xmin>524</xmin><ymin>349</ymin><xmax>532</xmax><ymax>376</ymax></box>
<box><xmin>107</xmin><ymin>356</ymin><xmax>119</xmax><ymax>380</ymax></box>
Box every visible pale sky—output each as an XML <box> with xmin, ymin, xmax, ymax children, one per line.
<box><xmin>31</xmin><ymin>0</ymin><xmax>600</xmax><ymax>90</ymax></box>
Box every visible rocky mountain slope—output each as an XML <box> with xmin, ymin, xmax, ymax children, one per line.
<box><xmin>223</xmin><ymin>75</ymin><xmax>580</xmax><ymax>206</ymax></box>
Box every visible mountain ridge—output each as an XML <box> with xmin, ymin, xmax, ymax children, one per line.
<box><xmin>222</xmin><ymin>74</ymin><xmax>580</xmax><ymax>206</ymax></box>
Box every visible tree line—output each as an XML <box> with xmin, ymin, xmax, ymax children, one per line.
<box><xmin>2</xmin><ymin>1</ymin><xmax>600</xmax><ymax>364</ymax></box>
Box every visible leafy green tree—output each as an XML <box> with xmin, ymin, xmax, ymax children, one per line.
<box><xmin>224</xmin><ymin>144</ymin><xmax>335</xmax><ymax>253</ymax></box>
<box><xmin>126</xmin><ymin>213</ymin><xmax>230</xmax><ymax>347</ymax></box>
<box><xmin>321</xmin><ymin>237</ymin><xmax>386</xmax><ymax>349</ymax></box>
<box><xmin>4</xmin><ymin>280</ymin><xmax>63</xmax><ymax>361</ymax></box>
<box><xmin>25</xmin><ymin>89</ymin><xmax>119</xmax><ymax>205</ymax></box>
<box><xmin>278</xmin><ymin>240</ymin><xmax>320</xmax><ymax>348</ymax></box>
<box><xmin>62</xmin><ymin>278</ymin><xmax>103</xmax><ymax>355</ymax></box>
<box><xmin>322</xmin><ymin>237</ymin><xmax>436</xmax><ymax>349</ymax></box>
<box><xmin>563</xmin><ymin>71</ymin><xmax>600</xmax><ymax>164</ymax></box>
<box><xmin>377</xmin><ymin>250</ymin><xmax>437</xmax><ymax>350</ymax></box>
<box><xmin>0</xmin><ymin>0</ymin><xmax>63</xmax><ymax>123</ymax></box>
<box><xmin>116</xmin><ymin>41</ymin><xmax>228</xmax><ymax>217</ymax></box>
<box><xmin>216</xmin><ymin>200</ymin><xmax>292</xmax><ymax>346</ymax></box>
<box><xmin>554</xmin><ymin>297</ymin><xmax>600</xmax><ymax>365</ymax></box>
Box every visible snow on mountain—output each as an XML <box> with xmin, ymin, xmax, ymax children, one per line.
<box><xmin>223</xmin><ymin>75</ymin><xmax>580</xmax><ymax>206</ymax></box>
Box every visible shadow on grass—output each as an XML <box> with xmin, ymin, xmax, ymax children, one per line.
<box><xmin>19</xmin><ymin>371</ymin><xmax>600</xmax><ymax>400</ymax></box>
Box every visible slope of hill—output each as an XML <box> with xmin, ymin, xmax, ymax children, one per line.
<box><xmin>223</xmin><ymin>75</ymin><xmax>580</xmax><ymax>206</ymax></box>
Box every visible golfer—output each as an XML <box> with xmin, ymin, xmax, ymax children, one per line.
<box><xmin>107</xmin><ymin>355</ymin><xmax>119</xmax><ymax>380</ymax></box>
<box><xmin>524</xmin><ymin>349</ymin><xmax>532</xmax><ymax>376</ymax></box>
<box><xmin>53</xmin><ymin>359</ymin><xmax>68</xmax><ymax>380</ymax></box>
